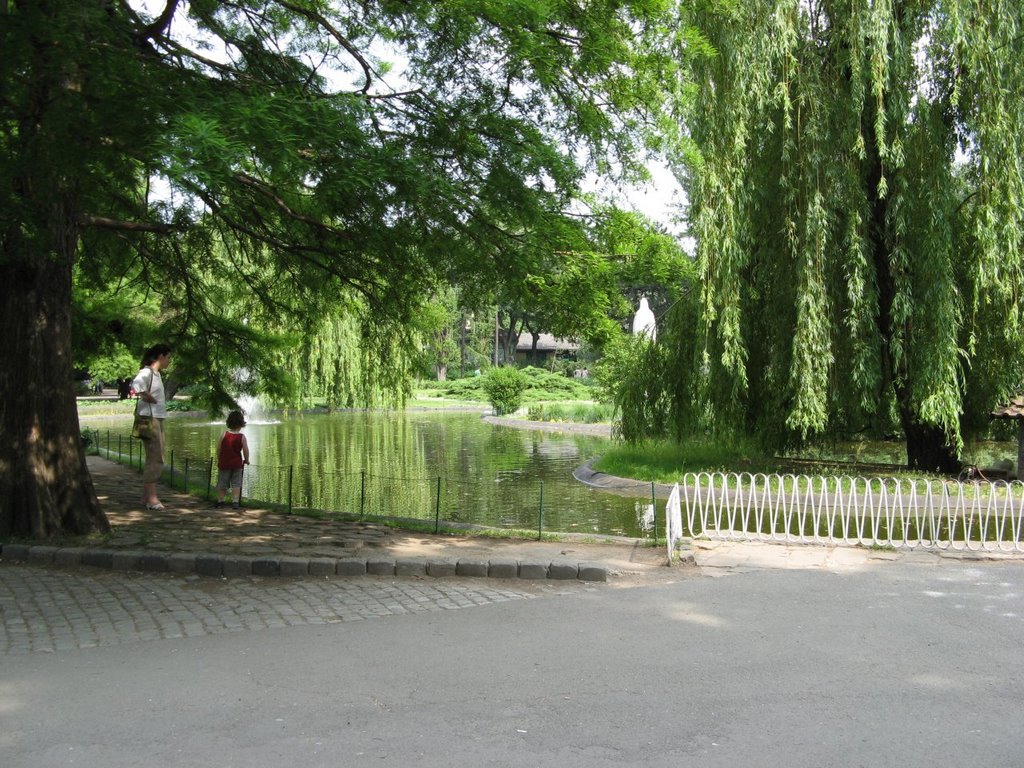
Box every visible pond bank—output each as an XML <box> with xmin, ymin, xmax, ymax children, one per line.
<box><xmin>482</xmin><ymin>414</ymin><xmax>612</xmax><ymax>438</ymax></box>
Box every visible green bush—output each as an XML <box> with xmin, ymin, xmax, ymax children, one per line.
<box><xmin>592</xmin><ymin>336</ymin><xmax>669</xmax><ymax>442</ymax></box>
<box><xmin>523</xmin><ymin>402</ymin><xmax>612</xmax><ymax>424</ymax></box>
<box><xmin>429</xmin><ymin>375</ymin><xmax>490</xmax><ymax>401</ymax></box>
<box><xmin>482</xmin><ymin>367</ymin><xmax>528</xmax><ymax>415</ymax></box>
<box><xmin>518</xmin><ymin>366</ymin><xmax>593</xmax><ymax>401</ymax></box>
<box><xmin>586</xmin><ymin>403</ymin><xmax>613</xmax><ymax>423</ymax></box>
<box><xmin>422</xmin><ymin>366</ymin><xmax>594</xmax><ymax>404</ymax></box>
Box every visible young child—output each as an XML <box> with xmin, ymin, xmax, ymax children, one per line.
<box><xmin>215</xmin><ymin>410</ymin><xmax>250</xmax><ymax>509</ymax></box>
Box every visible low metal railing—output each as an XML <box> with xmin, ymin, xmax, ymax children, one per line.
<box><xmin>681</xmin><ymin>472</ymin><xmax>1024</xmax><ymax>552</ymax></box>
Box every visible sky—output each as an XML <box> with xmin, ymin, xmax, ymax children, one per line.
<box><xmin>619</xmin><ymin>161</ymin><xmax>687</xmax><ymax>235</ymax></box>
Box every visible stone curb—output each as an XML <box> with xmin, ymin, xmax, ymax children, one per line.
<box><xmin>0</xmin><ymin>543</ymin><xmax>609</xmax><ymax>583</ymax></box>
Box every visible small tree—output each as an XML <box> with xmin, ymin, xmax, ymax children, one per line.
<box><xmin>594</xmin><ymin>335</ymin><xmax>670</xmax><ymax>443</ymax></box>
<box><xmin>483</xmin><ymin>367</ymin><xmax>527</xmax><ymax>416</ymax></box>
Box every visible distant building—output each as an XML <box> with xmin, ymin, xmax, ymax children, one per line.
<box><xmin>515</xmin><ymin>332</ymin><xmax>580</xmax><ymax>364</ymax></box>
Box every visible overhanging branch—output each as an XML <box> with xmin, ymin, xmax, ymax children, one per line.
<box><xmin>273</xmin><ymin>0</ymin><xmax>374</xmax><ymax>95</ymax></box>
<box><xmin>79</xmin><ymin>214</ymin><xmax>176</xmax><ymax>233</ymax></box>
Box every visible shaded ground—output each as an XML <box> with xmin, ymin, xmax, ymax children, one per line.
<box><xmin>84</xmin><ymin>456</ymin><xmax>682</xmax><ymax>587</ymax></box>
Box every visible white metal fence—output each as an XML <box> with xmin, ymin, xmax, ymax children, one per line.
<box><xmin>680</xmin><ymin>472</ymin><xmax>1024</xmax><ymax>553</ymax></box>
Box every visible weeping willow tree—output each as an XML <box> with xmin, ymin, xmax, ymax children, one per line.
<box><xmin>282</xmin><ymin>302</ymin><xmax>420</xmax><ymax>410</ymax></box>
<box><xmin>685</xmin><ymin>0</ymin><xmax>1024</xmax><ymax>471</ymax></box>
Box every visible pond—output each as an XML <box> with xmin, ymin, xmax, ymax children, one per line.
<box><xmin>87</xmin><ymin>410</ymin><xmax>658</xmax><ymax>539</ymax></box>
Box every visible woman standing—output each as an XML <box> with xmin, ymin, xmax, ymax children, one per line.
<box><xmin>132</xmin><ymin>344</ymin><xmax>172</xmax><ymax>510</ymax></box>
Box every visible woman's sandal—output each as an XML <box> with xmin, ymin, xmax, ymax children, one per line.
<box><xmin>145</xmin><ymin>503</ymin><xmax>166</xmax><ymax>511</ymax></box>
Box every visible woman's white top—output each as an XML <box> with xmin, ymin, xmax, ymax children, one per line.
<box><xmin>132</xmin><ymin>367</ymin><xmax>167</xmax><ymax>419</ymax></box>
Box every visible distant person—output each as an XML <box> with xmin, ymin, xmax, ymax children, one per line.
<box><xmin>215</xmin><ymin>410</ymin><xmax>250</xmax><ymax>509</ymax></box>
<box><xmin>117</xmin><ymin>378</ymin><xmax>131</xmax><ymax>400</ymax></box>
<box><xmin>132</xmin><ymin>343</ymin><xmax>172</xmax><ymax>510</ymax></box>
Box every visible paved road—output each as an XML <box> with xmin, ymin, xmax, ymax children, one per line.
<box><xmin>3</xmin><ymin>559</ymin><xmax>1024</xmax><ymax>767</ymax></box>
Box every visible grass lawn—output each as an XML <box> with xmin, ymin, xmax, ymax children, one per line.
<box><xmin>591</xmin><ymin>438</ymin><xmax>958</xmax><ymax>485</ymax></box>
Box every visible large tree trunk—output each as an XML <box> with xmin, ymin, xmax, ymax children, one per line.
<box><xmin>0</xmin><ymin>196</ymin><xmax>109</xmax><ymax>538</ymax></box>
<box><xmin>0</xmin><ymin>11</ymin><xmax>109</xmax><ymax>539</ymax></box>
<box><xmin>902</xmin><ymin>419</ymin><xmax>961</xmax><ymax>474</ymax></box>
<box><xmin>865</xmin><ymin>115</ymin><xmax>960</xmax><ymax>475</ymax></box>
<box><xmin>529</xmin><ymin>329</ymin><xmax>541</xmax><ymax>366</ymax></box>
<box><xmin>497</xmin><ymin>310</ymin><xmax>523</xmax><ymax>365</ymax></box>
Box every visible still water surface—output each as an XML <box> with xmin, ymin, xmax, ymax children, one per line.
<box><xmin>154</xmin><ymin>410</ymin><xmax>654</xmax><ymax>538</ymax></box>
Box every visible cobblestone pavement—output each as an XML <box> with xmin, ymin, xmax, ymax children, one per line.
<box><xmin>0</xmin><ymin>563</ymin><xmax>586</xmax><ymax>656</ymax></box>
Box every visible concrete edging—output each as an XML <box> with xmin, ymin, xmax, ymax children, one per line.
<box><xmin>0</xmin><ymin>543</ymin><xmax>608</xmax><ymax>583</ymax></box>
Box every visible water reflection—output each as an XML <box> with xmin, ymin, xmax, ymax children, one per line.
<box><xmin>157</xmin><ymin>411</ymin><xmax>650</xmax><ymax>538</ymax></box>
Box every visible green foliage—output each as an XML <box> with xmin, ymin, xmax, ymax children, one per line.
<box><xmin>682</xmin><ymin>0</ymin><xmax>1024</xmax><ymax>469</ymax></box>
<box><xmin>527</xmin><ymin>402</ymin><xmax>612</xmax><ymax>424</ymax></box>
<box><xmin>492</xmin><ymin>208</ymin><xmax>697</xmax><ymax>360</ymax></box>
<box><xmin>593</xmin><ymin>335</ymin><xmax>671</xmax><ymax>443</ymax></box>
<box><xmin>18</xmin><ymin>0</ymin><xmax>698</xmax><ymax>415</ymax></box>
<box><xmin>275</xmin><ymin>301</ymin><xmax>416</xmax><ymax>411</ymax></box>
<box><xmin>165</xmin><ymin>399</ymin><xmax>198</xmax><ymax>413</ymax></box>
<box><xmin>518</xmin><ymin>366</ymin><xmax>595</xmax><ymax>401</ymax></box>
<box><xmin>71</xmin><ymin>268</ymin><xmax>158</xmax><ymax>383</ymax></box>
<box><xmin>592</xmin><ymin>437</ymin><xmax>765</xmax><ymax>484</ymax></box>
<box><xmin>80</xmin><ymin>346</ymin><xmax>138</xmax><ymax>384</ymax></box>
<box><xmin>426</xmin><ymin>366</ymin><xmax>593</xmax><ymax>404</ymax></box>
<box><xmin>417</xmin><ymin>286</ymin><xmax>462</xmax><ymax>379</ymax></box>
<box><xmin>1</xmin><ymin>0</ymin><xmax>708</xmax><ymax>534</ymax></box>
<box><xmin>482</xmin><ymin>367</ymin><xmax>528</xmax><ymax>416</ymax></box>
<box><xmin>423</xmin><ymin>376</ymin><xmax>491</xmax><ymax>403</ymax></box>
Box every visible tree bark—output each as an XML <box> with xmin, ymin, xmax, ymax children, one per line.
<box><xmin>497</xmin><ymin>310</ymin><xmax>524</xmax><ymax>365</ymax></box>
<box><xmin>0</xmin><ymin>196</ymin><xmax>109</xmax><ymax>538</ymax></box>
<box><xmin>864</xmin><ymin>107</ymin><xmax>960</xmax><ymax>475</ymax></box>
<box><xmin>902</xmin><ymin>418</ymin><xmax>961</xmax><ymax>474</ymax></box>
<box><xmin>0</xmin><ymin>4</ymin><xmax>110</xmax><ymax>538</ymax></box>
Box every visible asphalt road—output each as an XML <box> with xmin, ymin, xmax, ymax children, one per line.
<box><xmin>3</xmin><ymin>560</ymin><xmax>1023</xmax><ymax>767</ymax></box>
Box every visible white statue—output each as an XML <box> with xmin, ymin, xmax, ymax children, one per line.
<box><xmin>632</xmin><ymin>296</ymin><xmax>656</xmax><ymax>341</ymax></box>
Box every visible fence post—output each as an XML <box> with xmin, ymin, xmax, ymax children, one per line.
<box><xmin>128</xmin><ymin>437</ymin><xmax>133</xmax><ymax>468</ymax></box>
<box><xmin>288</xmin><ymin>465</ymin><xmax>294</xmax><ymax>515</ymax></box>
<box><xmin>206</xmin><ymin>458</ymin><xmax>213</xmax><ymax>501</ymax></box>
<box><xmin>118</xmin><ymin>433</ymin><xmax>122</xmax><ymax>461</ymax></box>
<box><xmin>538</xmin><ymin>480</ymin><xmax>544</xmax><ymax>540</ymax></box>
<box><xmin>170</xmin><ymin>450</ymin><xmax>175</xmax><ymax>487</ymax></box>
<box><xmin>651</xmin><ymin>482</ymin><xmax>658</xmax><ymax>546</ymax></box>
<box><xmin>434</xmin><ymin>476</ymin><xmax>442</xmax><ymax>534</ymax></box>
<box><xmin>360</xmin><ymin>470</ymin><xmax>366</xmax><ymax>519</ymax></box>
<box><xmin>184</xmin><ymin>458</ymin><xmax>189</xmax><ymax>494</ymax></box>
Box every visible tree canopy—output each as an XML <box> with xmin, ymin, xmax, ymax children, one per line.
<box><xmin>681</xmin><ymin>0</ymin><xmax>1024</xmax><ymax>470</ymax></box>
<box><xmin>0</xmin><ymin>0</ymin><xmax>692</xmax><ymax>537</ymax></box>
